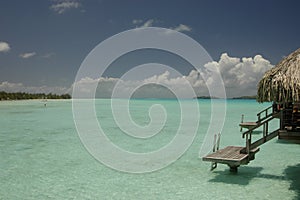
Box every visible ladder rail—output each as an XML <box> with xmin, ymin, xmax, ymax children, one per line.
<box><xmin>211</xmin><ymin>133</ymin><xmax>221</xmax><ymax>171</ymax></box>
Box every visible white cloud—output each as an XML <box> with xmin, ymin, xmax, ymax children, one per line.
<box><xmin>132</xmin><ymin>20</ymin><xmax>191</xmax><ymax>33</ymax></box>
<box><xmin>72</xmin><ymin>69</ymin><xmax>218</xmax><ymax>99</ymax></box>
<box><xmin>41</xmin><ymin>52</ymin><xmax>55</xmax><ymax>58</ymax></box>
<box><xmin>140</xmin><ymin>19</ymin><xmax>154</xmax><ymax>28</ymax></box>
<box><xmin>133</xmin><ymin>19</ymin><xmax>158</xmax><ymax>28</ymax></box>
<box><xmin>172</xmin><ymin>24</ymin><xmax>192</xmax><ymax>32</ymax></box>
<box><xmin>132</xmin><ymin>19</ymin><xmax>143</xmax><ymax>24</ymax></box>
<box><xmin>0</xmin><ymin>41</ymin><xmax>10</xmax><ymax>52</ymax></box>
<box><xmin>0</xmin><ymin>81</ymin><xmax>69</xmax><ymax>95</ymax></box>
<box><xmin>0</xmin><ymin>53</ymin><xmax>273</xmax><ymax>98</ymax></box>
<box><xmin>72</xmin><ymin>71</ymin><xmax>204</xmax><ymax>99</ymax></box>
<box><xmin>73</xmin><ymin>53</ymin><xmax>273</xmax><ymax>98</ymax></box>
<box><xmin>50</xmin><ymin>0</ymin><xmax>81</xmax><ymax>14</ymax></box>
<box><xmin>204</xmin><ymin>53</ymin><xmax>273</xmax><ymax>97</ymax></box>
<box><xmin>19</xmin><ymin>52</ymin><xmax>36</xmax><ymax>59</ymax></box>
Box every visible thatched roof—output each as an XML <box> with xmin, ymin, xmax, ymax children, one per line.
<box><xmin>257</xmin><ymin>48</ymin><xmax>300</xmax><ymax>103</ymax></box>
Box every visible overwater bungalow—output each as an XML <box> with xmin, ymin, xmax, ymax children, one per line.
<box><xmin>257</xmin><ymin>48</ymin><xmax>300</xmax><ymax>140</ymax></box>
<box><xmin>203</xmin><ymin>48</ymin><xmax>300</xmax><ymax>172</ymax></box>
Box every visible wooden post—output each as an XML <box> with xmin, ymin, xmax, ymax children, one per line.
<box><xmin>212</xmin><ymin>134</ymin><xmax>216</xmax><ymax>152</ymax></box>
<box><xmin>216</xmin><ymin>133</ymin><xmax>220</xmax><ymax>151</ymax></box>
<box><xmin>280</xmin><ymin>109</ymin><xmax>283</xmax><ymax>130</ymax></box>
<box><xmin>229</xmin><ymin>166</ymin><xmax>238</xmax><ymax>173</ymax></box>
<box><xmin>246</xmin><ymin>132</ymin><xmax>251</xmax><ymax>154</ymax></box>
<box><xmin>240</xmin><ymin>114</ymin><xmax>244</xmax><ymax>132</ymax></box>
<box><xmin>211</xmin><ymin>133</ymin><xmax>219</xmax><ymax>171</ymax></box>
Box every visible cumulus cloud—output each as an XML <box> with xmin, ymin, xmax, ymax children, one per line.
<box><xmin>0</xmin><ymin>41</ymin><xmax>10</xmax><ymax>52</ymax></box>
<box><xmin>50</xmin><ymin>0</ymin><xmax>81</xmax><ymax>14</ymax></box>
<box><xmin>72</xmin><ymin>69</ymin><xmax>220</xmax><ymax>99</ymax></box>
<box><xmin>0</xmin><ymin>81</ymin><xmax>69</xmax><ymax>95</ymax></box>
<box><xmin>205</xmin><ymin>53</ymin><xmax>273</xmax><ymax>97</ymax></box>
<box><xmin>1</xmin><ymin>53</ymin><xmax>273</xmax><ymax>98</ymax></box>
<box><xmin>172</xmin><ymin>24</ymin><xmax>192</xmax><ymax>32</ymax></box>
<box><xmin>73</xmin><ymin>53</ymin><xmax>273</xmax><ymax>98</ymax></box>
<box><xmin>72</xmin><ymin>77</ymin><xmax>118</xmax><ymax>98</ymax></box>
<box><xmin>19</xmin><ymin>52</ymin><xmax>36</xmax><ymax>59</ymax></box>
<box><xmin>72</xmin><ymin>73</ymin><xmax>188</xmax><ymax>98</ymax></box>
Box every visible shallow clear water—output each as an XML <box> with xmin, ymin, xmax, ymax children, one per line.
<box><xmin>0</xmin><ymin>99</ymin><xmax>299</xmax><ymax>199</ymax></box>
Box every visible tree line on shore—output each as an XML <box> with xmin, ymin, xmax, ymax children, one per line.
<box><xmin>0</xmin><ymin>91</ymin><xmax>71</xmax><ymax>100</ymax></box>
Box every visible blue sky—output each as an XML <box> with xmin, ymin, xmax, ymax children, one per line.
<box><xmin>0</xmin><ymin>0</ymin><xmax>299</xmax><ymax>96</ymax></box>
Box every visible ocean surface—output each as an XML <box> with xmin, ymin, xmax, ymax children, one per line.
<box><xmin>0</xmin><ymin>99</ymin><xmax>299</xmax><ymax>199</ymax></box>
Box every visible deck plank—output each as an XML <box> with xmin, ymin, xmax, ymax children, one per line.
<box><xmin>239</xmin><ymin>122</ymin><xmax>257</xmax><ymax>129</ymax></box>
<box><xmin>204</xmin><ymin>146</ymin><xmax>246</xmax><ymax>161</ymax></box>
<box><xmin>202</xmin><ymin>146</ymin><xmax>259</xmax><ymax>167</ymax></box>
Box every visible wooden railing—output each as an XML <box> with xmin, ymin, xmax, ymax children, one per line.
<box><xmin>256</xmin><ymin>105</ymin><xmax>274</xmax><ymax>123</ymax></box>
<box><xmin>241</xmin><ymin>110</ymin><xmax>280</xmax><ymax>154</ymax></box>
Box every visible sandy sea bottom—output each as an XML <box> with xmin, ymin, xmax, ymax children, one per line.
<box><xmin>0</xmin><ymin>99</ymin><xmax>299</xmax><ymax>199</ymax></box>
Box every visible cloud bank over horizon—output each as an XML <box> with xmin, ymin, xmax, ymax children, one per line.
<box><xmin>0</xmin><ymin>81</ymin><xmax>70</xmax><ymax>95</ymax></box>
<box><xmin>0</xmin><ymin>53</ymin><xmax>273</xmax><ymax>98</ymax></box>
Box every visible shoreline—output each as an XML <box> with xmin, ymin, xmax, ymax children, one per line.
<box><xmin>0</xmin><ymin>98</ymin><xmax>71</xmax><ymax>102</ymax></box>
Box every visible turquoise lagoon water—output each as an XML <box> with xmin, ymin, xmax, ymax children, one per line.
<box><xmin>0</xmin><ymin>99</ymin><xmax>299</xmax><ymax>199</ymax></box>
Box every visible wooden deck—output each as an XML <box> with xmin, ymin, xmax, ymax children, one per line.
<box><xmin>202</xmin><ymin>146</ymin><xmax>260</xmax><ymax>171</ymax></box>
<box><xmin>278</xmin><ymin>130</ymin><xmax>300</xmax><ymax>141</ymax></box>
<box><xmin>239</xmin><ymin>122</ymin><xmax>258</xmax><ymax>129</ymax></box>
<box><xmin>202</xmin><ymin>105</ymin><xmax>298</xmax><ymax>172</ymax></box>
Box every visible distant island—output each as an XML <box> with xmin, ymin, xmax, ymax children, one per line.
<box><xmin>232</xmin><ymin>95</ymin><xmax>257</xmax><ymax>99</ymax></box>
<box><xmin>0</xmin><ymin>91</ymin><xmax>71</xmax><ymax>101</ymax></box>
<box><xmin>194</xmin><ymin>96</ymin><xmax>220</xmax><ymax>99</ymax></box>
<box><xmin>194</xmin><ymin>95</ymin><xmax>257</xmax><ymax>99</ymax></box>
<box><xmin>0</xmin><ymin>92</ymin><xmax>257</xmax><ymax>101</ymax></box>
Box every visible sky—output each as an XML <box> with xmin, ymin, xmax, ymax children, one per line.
<box><xmin>0</xmin><ymin>0</ymin><xmax>300</xmax><ymax>98</ymax></box>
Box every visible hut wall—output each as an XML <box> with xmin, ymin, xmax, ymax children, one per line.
<box><xmin>280</xmin><ymin>102</ymin><xmax>300</xmax><ymax>131</ymax></box>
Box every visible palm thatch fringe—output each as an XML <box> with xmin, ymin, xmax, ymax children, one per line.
<box><xmin>257</xmin><ymin>48</ymin><xmax>300</xmax><ymax>103</ymax></box>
